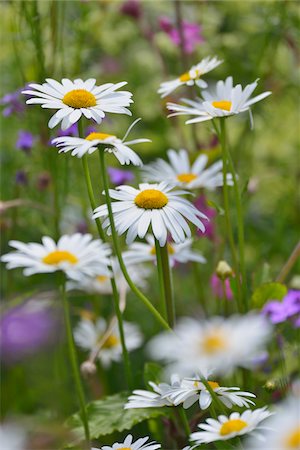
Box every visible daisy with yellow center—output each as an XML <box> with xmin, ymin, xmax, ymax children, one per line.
<box><xmin>158</xmin><ymin>56</ymin><xmax>223</xmax><ymax>98</ymax></box>
<box><xmin>123</xmin><ymin>234</ymin><xmax>206</xmax><ymax>267</ymax></box>
<box><xmin>52</xmin><ymin>118</ymin><xmax>150</xmax><ymax>165</ymax></box>
<box><xmin>92</xmin><ymin>434</ymin><xmax>161</xmax><ymax>450</ymax></box>
<box><xmin>93</xmin><ymin>182</ymin><xmax>208</xmax><ymax>247</ymax></box>
<box><xmin>142</xmin><ymin>148</ymin><xmax>233</xmax><ymax>190</ymax></box>
<box><xmin>22</xmin><ymin>78</ymin><xmax>133</xmax><ymax>130</ymax></box>
<box><xmin>148</xmin><ymin>315</ymin><xmax>273</xmax><ymax>375</ymax></box>
<box><xmin>1</xmin><ymin>233</ymin><xmax>111</xmax><ymax>281</ymax></box>
<box><xmin>167</xmin><ymin>76</ymin><xmax>271</xmax><ymax>125</ymax></box>
<box><xmin>190</xmin><ymin>408</ymin><xmax>272</xmax><ymax>444</ymax></box>
<box><xmin>74</xmin><ymin>318</ymin><xmax>143</xmax><ymax>368</ymax></box>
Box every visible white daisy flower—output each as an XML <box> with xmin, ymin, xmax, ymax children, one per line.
<box><xmin>92</xmin><ymin>434</ymin><xmax>161</xmax><ymax>450</ymax></box>
<box><xmin>244</xmin><ymin>396</ymin><xmax>300</xmax><ymax>450</ymax></box>
<box><xmin>67</xmin><ymin>257</ymin><xmax>150</xmax><ymax>294</ymax></box>
<box><xmin>52</xmin><ymin>118</ymin><xmax>149</xmax><ymax>165</ymax></box>
<box><xmin>1</xmin><ymin>233</ymin><xmax>111</xmax><ymax>281</ymax></box>
<box><xmin>158</xmin><ymin>56</ymin><xmax>223</xmax><ymax>98</ymax></box>
<box><xmin>161</xmin><ymin>373</ymin><xmax>256</xmax><ymax>410</ymax></box>
<box><xmin>22</xmin><ymin>78</ymin><xmax>133</xmax><ymax>130</ymax></box>
<box><xmin>190</xmin><ymin>408</ymin><xmax>273</xmax><ymax>444</ymax></box>
<box><xmin>74</xmin><ymin>318</ymin><xmax>143</xmax><ymax>367</ymax></box>
<box><xmin>142</xmin><ymin>149</ymin><xmax>233</xmax><ymax>190</ymax></box>
<box><xmin>167</xmin><ymin>76</ymin><xmax>271</xmax><ymax>124</ymax></box>
<box><xmin>123</xmin><ymin>234</ymin><xmax>206</xmax><ymax>267</ymax></box>
<box><xmin>93</xmin><ymin>182</ymin><xmax>208</xmax><ymax>247</ymax></box>
<box><xmin>148</xmin><ymin>314</ymin><xmax>272</xmax><ymax>376</ymax></box>
<box><xmin>0</xmin><ymin>423</ymin><xmax>27</xmax><ymax>450</ymax></box>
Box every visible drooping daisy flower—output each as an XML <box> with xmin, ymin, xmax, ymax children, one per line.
<box><xmin>148</xmin><ymin>315</ymin><xmax>272</xmax><ymax>376</ymax></box>
<box><xmin>142</xmin><ymin>149</ymin><xmax>233</xmax><ymax>190</ymax></box>
<box><xmin>190</xmin><ymin>408</ymin><xmax>273</xmax><ymax>445</ymax></box>
<box><xmin>158</xmin><ymin>56</ymin><xmax>222</xmax><ymax>98</ymax></box>
<box><xmin>92</xmin><ymin>434</ymin><xmax>161</xmax><ymax>450</ymax></box>
<box><xmin>67</xmin><ymin>257</ymin><xmax>150</xmax><ymax>294</ymax></box>
<box><xmin>167</xmin><ymin>76</ymin><xmax>271</xmax><ymax>124</ymax></box>
<box><xmin>244</xmin><ymin>396</ymin><xmax>300</xmax><ymax>450</ymax></box>
<box><xmin>22</xmin><ymin>78</ymin><xmax>133</xmax><ymax>130</ymax></box>
<box><xmin>74</xmin><ymin>318</ymin><xmax>143</xmax><ymax>367</ymax></box>
<box><xmin>93</xmin><ymin>182</ymin><xmax>208</xmax><ymax>246</ymax></box>
<box><xmin>1</xmin><ymin>234</ymin><xmax>111</xmax><ymax>281</ymax></box>
<box><xmin>123</xmin><ymin>234</ymin><xmax>206</xmax><ymax>267</ymax></box>
<box><xmin>51</xmin><ymin>118</ymin><xmax>149</xmax><ymax>165</ymax></box>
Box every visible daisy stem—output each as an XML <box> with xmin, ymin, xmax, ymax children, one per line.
<box><xmin>154</xmin><ymin>239</ymin><xmax>168</xmax><ymax>320</ymax></box>
<box><xmin>178</xmin><ymin>407</ymin><xmax>191</xmax><ymax>437</ymax></box>
<box><xmin>157</xmin><ymin>242</ymin><xmax>175</xmax><ymax>327</ymax></box>
<box><xmin>200</xmin><ymin>377</ymin><xmax>227</xmax><ymax>416</ymax></box>
<box><xmin>98</xmin><ymin>149</ymin><xmax>171</xmax><ymax>331</ymax></box>
<box><xmin>214</xmin><ymin>119</ymin><xmax>243</xmax><ymax>313</ymax></box>
<box><xmin>60</xmin><ymin>275</ymin><xmax>90</xmax><ymax>448</ymax></box>
<box><xmin>78</xmin><ymin>121</ymin><xmax>132</xmax><ymax>388</ymax></box>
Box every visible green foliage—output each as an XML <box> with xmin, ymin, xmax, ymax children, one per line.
<box><xmin>66</xmin><ymin>391</ymin><xmax>170</xmax><ymax>442</ymax></box>
<box><xmin>143</xmin><ymin>362</ymin><xmax>163</xmax><ymax>386</ymax></box>
<box><xmin>251</xmin><ymin>282</ymin><xmax>287</xmax><ymax>308</ymax></box>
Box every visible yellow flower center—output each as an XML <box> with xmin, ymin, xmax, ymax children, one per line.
<box><xmin>150</xmin><ymin>243</ymin><xmax>175</xmax><ymax>255</ymax></box>
<box><xmin>179</xmin><ymin>69</ymin><xmax>201</xmax><ymax>82</ymax></box>
<box><xmin>177</xmin><ymin>173</ymin><xmax>197</xmax><ymax>183</ymax></box>
<box><xmin>135</xmin><ymin>189</ymin><xmax>168</xmax><ymax>209</ymax></box>
<box><xmin>103</xmin><ymin>334</ymin><xmax>119</xmax><ymax>349</ymax></box>
<box><xmin>202</xmin><ymin>333</ymin><xmax>227</xmax><ymax>354</ymax></box>
<box><xmin>212</xmin><ymin>100</ymin><xmax>232</xmax><ymax>111</ymax></box>
<box><xmin>86</xmin><ymin>132</ymin><xmax>115</xmax><ymax>141</ymax></box>
<box><xmin>286</xmin><ymin>428</ymin><xmax>300</xmax><ymax>449</ymax></box>
<box><xmin>208</xmin><ymin>381</ymin><xmax>220</xmax><ymax>390</ymax></box>
<box><xmin>42</xmin><ymin>250</ymin><xmax>78</xmax><ymax>265</ymax></box>
<box><xmin>118</xmin><ymin>448</ymin><xmax>131</xmax><ymax>450</ymax></box>
<box><xmin>96</xmin><ymin>275</ymin><xmax>109</xmax><ymax>283</ymax></box>
<box><xmin>220</xmin><ymin>419</ymin><xmax>247</xmax><ymax>436</ymax></box>
<box><xmin>63</xmin><ymin>89</ymin><xmax>96</xmax><ymax>108</ymax></box>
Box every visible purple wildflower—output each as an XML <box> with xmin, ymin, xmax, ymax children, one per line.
<box><xmin>1</xmin><ymin>88</ymin><xmax>25</xmax><ymax>117</ymax></box>
<box><xmin>56</xmin><ymin>123</ymin><xmax>78</xmax><ymax>138</ymax></box>
<box><xmin>108</xmin><ymin>167</ymin><xmax>134</xmax><ymax>185</ymax></box>
<box><xmin>15</xmin><ymin>170</ymin><xmax>28</xmax><ymax>186</ymax></box>
<box><xmin>211</xmin><ymin>273</ymin><xmax>233</xmax><ymax>300</ymax></box>
<box><xmin>263</xmin><ymin>290</ymin><xmax>300</xmax><ymax>328</ymax></box>
<box><xmin>37</xmin><ymin>171</ymin><xmax>51</xmax><ymax>191</ymax></box>
<box><xmin>159</xmin><ymin>16</ymin><xmax>204</xmax><ymax>54</ymax></box>
<box><xmin>0</xmin><ymin>300</ymin><xmax>61</xmax><ymax>364</ymax></box>
<box><xmin>194</xmin><ymin>195</ymin><xmax>216</xmax><ymax>240</ymax></box>
<box><xmin>16</xmin><ymin>131</ymin><xmax>35</xmax><ymax>154</ymax></box>
<box><xmin>120</xmin><ymin>0</ymin><xmax>142</xmax><ymax>19</ymax></box>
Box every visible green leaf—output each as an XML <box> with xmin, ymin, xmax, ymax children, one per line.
<box><xmin>251</xmin><ymin>282</ymin><xmax>287</xmax><ymax>308</ymax></box>
<box><xmin>143</xmin><ymin>362</ymin><xmax>163</xmax><ymax>386</ymax></box>
<box><xmin>66</xmin><ymin>391</ymin><xmax>170</xmax><ymax>443</ymax></box>
<box><xmin>206</xmin><ymin>199</ymin><xmax>224</xmax><ymax>215</ymax></box>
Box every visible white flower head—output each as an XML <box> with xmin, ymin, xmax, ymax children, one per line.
<box><xmin>74</xmin><ymin>318</ymin><xmax>143</xmax><ymax>367</ymax></box>
<box><xmin>23</xmin><ymin>78</ymin><xmax>133</xmax><ymax>130</ymax></box>
<box><xmin>0</xmin><ymin>423</ymin><xmax>27</xmax><ymax>450</ymax></box>
<box><xmin>123</xmin><ymin>234</ymin><xmax>206</xmax><ymax>267</ymax></box>
<box><xmin>52</xmin><ymin>118</ymin><xmax>149</xmax><ymax>166</ymax></box>
<box><xmin>142</xmin><ymin>149</ymin><xmax>233</xmax><ymax>190</ymax></box>
<box><xmin>148</xmin><ymin>314</ymin><xmax>273</xmax><ymax>376</ymax></box>
<box><xmin>93</xmin><ymin>182</ymin><xmax>208</xmax><ymax>247</ymax></box>
<box><xmin>244</xmin><ymin>396</ymin><xmax>300</xmax><ymax>450</ymax></box>
<box><xmin>67</xmin><ymin>257</ymin><xmax>150</xmax><ymax>294</ymax></box>
<box><xmin>167</xmin><ymin>76</ymin><xmax>271</xmax><ymax>125</ymax></box>
<box><xmin>1</xmin><ymin>233</ymin><xmax>111</xmax><ymax>281</ymax></box>
<box><xmin>92</xmin><ymin>434</ymin><xmax>161</xmax><ymax>450</ymax></box>
<box><xmin>190</xmin><ymin>408</ymin><xmax>273</xmax><ymax>444</ymax></box>
<box><xmin>158</xmin><ymin>56</ymin><xmax>223</xmax><ymax>98</ymax></box>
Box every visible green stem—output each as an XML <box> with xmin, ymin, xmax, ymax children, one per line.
<box><xmin>178</xmin><ymin>407</ymin><xmax>191</xmax><ymax>438</ymax></box>
<box><xmin>154</xmin><ymin>239</ymin><xmax>168</xmax><ymax>320</ymax></box>
<box><xmin>60</xmin><ymin>276</ymin><xmax>90</xmax><ymax>448</ymax></box>
<box><xmin>157</xmin><ymin>243</ymin><xmax>175</xmax><ymax>327</ymax></box>
<box><xmin>200</xmin><ymin>377</ymin><xmax>227</xmax><ymax>415</ymax></box>
<box><xmin>98</xmin><ymin>149</ymin><xmax>171</xmax><ymax>331</ymax></box>
<box><xmin>78</xmin><ymin>121</ymin><xmax>132</xmax><ymax>388</ymax></box>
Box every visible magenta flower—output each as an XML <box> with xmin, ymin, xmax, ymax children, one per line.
<box><xmin>263</xmin><ymin>290</ymin><xmax>300</xmax><ymax>328</ymax></box>
<box><xmin>194</xmin><ymin>195</ymin><xmax>216</xmax><ymax>240</ymax></box>
<box><xmin>108</xmin><ymin>167</ymin><xmax>134</xmax><ymax>185</ymax></box>
<box><xmin>159</xmin><ymin>16</ymin><xmax>204</xmax><ymax>54</ymax></box>
<box><xmin>120</xmin><ymin>0</ymin><xmax>142</xmax><ymax>19</ymax></box>
<box><xmin>211</xmin><ymin>273</ymin><xmax>233</xmax><ymax>300</ymax></box>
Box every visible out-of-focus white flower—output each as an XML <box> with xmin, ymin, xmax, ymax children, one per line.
<box><xmin>23</xmin><ymin>78</ymin><xmax>133</xmax><ymax>130</ymax></box>
<box><xmin>1</xmin><ymin>234</ymin><xmax>111</xmax><ymax>281</ymax></box>
<box><xmin>0</xmin><ymin>423</ymin><xmax>27</xmax><ymax>450</ymax></box>
<box><xmin>123</xmin><ymin>234</ymin><xmax>206</xmax><ymax>267</ymax></box>
<box><xmin>148</xmin><ymin>315</ymin><xmax>273</xmax><ymax>376</ymax></box>
<box><xmin>74</xmin><ymin>318</ymin><xmax>143</xmax><ymax>367</ymax></box>
<box><xmin>92</xmin><ymin>434</ymin><xmax>161</xmax><ymax>450</ymax></box>
<box><xmin>190</xmin><ymin>408</ymin><xmax>273</xmax><ymax>444</ymax></box>
<box><xmin>167</xmin><ymin>77</ymin><xmax>271</xmax><ymax>125</ymax></box>
<box><xmin>158</xmin><ymin>56</ymin><xmax>223</xmax><ymax>98</ymax></box>
<box><xmin>142</xmin><ymin>149</ymin><xmax>232</xmax><ymax>190</ymax></box>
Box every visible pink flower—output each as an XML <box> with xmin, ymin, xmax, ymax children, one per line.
<box><xmin>194</xmin><ymin>195</ymin><xmax>216</xmax><ymax>240</ymax></box>
<box><xmin>159</xmin><ymin>16</ymin><xmax>204</xmax><ymax>54</ymax></box>
<box><xmin>211</xmin><ymin>274</ymin><xmax>233</xmax><ymax>300</ymax></box>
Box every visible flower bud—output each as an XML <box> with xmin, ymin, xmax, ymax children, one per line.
<box><xmin>81</xmin><ymin>361</ymin><xmax>97</xmax><ymax>377</ymax></box>
<box><xmin>216</xmin><ymin>260</ymin><xmax>233</xmax><ymax>280</ymax></box>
